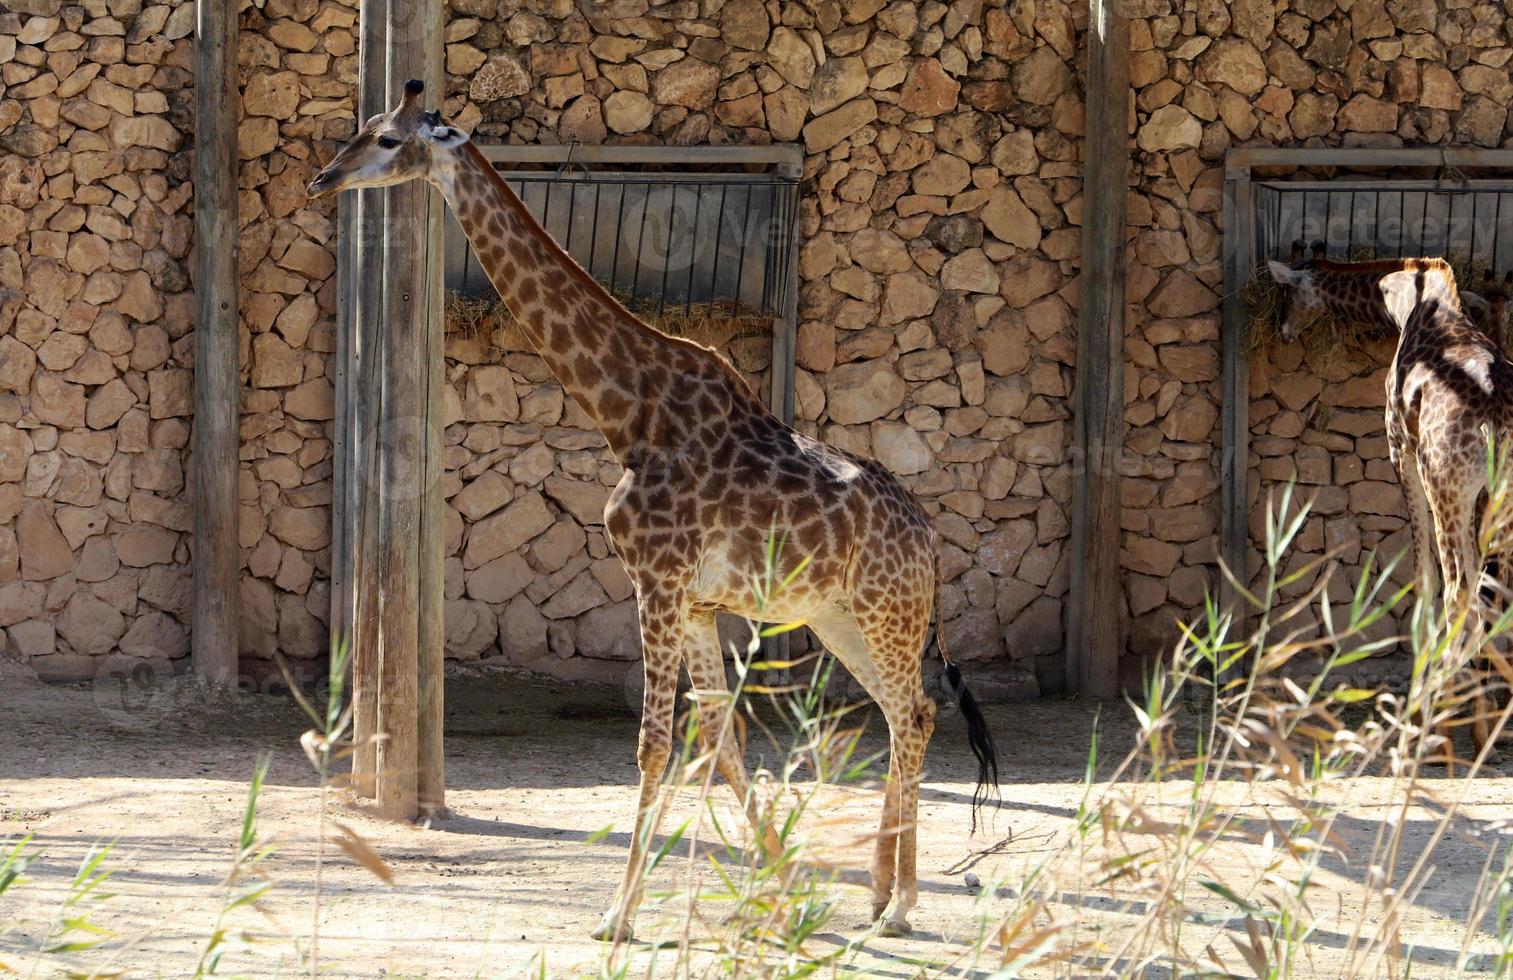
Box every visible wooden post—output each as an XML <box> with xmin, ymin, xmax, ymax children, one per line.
<box><xmin>343</xmin><ymin>0</ymin><xmax>389</xmax><ymax>800</ymax></box>
<box><xmin>336</xmin><ymin>0</ymin><xmax>445</xmax><ymax>821</ymax></box>
<box><xmin>1220</xmin><ymin>161</ymin><xmax>1254</xmax><ymax>660</ymax></box>
<box><xmin>1066</xmin><ymin>0</ymin><xmax>1129</xmax><ymax>699</ymax></box>
<box><xmin>385</xmin><ymin>0</ymin><xmax>447</xmax><ymax>817</ymax></box>
<box><xmin>191</xmin><ymin>0</ymin><xmax>239</xmax><ymax>685</ymax></box>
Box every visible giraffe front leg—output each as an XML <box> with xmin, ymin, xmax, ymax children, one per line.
<box><xmin>869</xmin><ymin>753</ymin><xmax>902</xmax><ymax>925</ymax></box>
<box><xmin>593</xmin><ymin>595</ymin><xmax>684</xmax><ymax>944</ymax></box>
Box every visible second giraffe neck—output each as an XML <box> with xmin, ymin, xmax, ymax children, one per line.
<box><xmin>433</xmin><ymin>143</ymin><xmax>720</xmax><ymax>461</ymax></box>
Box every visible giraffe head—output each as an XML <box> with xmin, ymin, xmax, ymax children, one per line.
<box><xmin>306</xmin><ymin>79</ymin><xmax>467</xmax><ymax>199</ymax></box>
<box><xmin>1265</xmin><ymin>259</ymin><xmax>1328</xmax><ymax>342</ymax></box>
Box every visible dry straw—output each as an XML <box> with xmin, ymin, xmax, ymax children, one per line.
<box><xmin>444</xmin><ymin>290</ymin><xmax>775</xmax><ymax>352</ymax></box>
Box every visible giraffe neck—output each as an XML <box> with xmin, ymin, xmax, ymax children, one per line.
<box><xmin>1316</xmin><ymin>269</ymin><xmax>1401</xmax><ymax>329</ymax></box>
<box><xmin>1314</xmin><ymin>259</ymin><xmax>1463</xmax><ymax>333</ymax></box>
<box><xmin>432</xmin><ymin>143</ymin><xmax>695</xmax><ymax>459</ymax></box>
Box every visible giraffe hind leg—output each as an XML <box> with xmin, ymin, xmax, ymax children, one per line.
<box><xmin>1424</xmin><ymin>448</ymin><xmax>1494</xmax><ymax>766</ymax></box>
<box><xmin>811</xmin><ymin>593</ymin><xmax>935</xmax><ymax>937</ymax></box>
<box><xmin>1398</xmin><ymin>449</ymin><xmax>1442</xmax><ymax>605</ymax></box>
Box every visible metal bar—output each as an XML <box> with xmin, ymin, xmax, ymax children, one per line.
<box><xmin>756</xmin><ymin>184</ymin><xmax>770</xmax><ymax>314</ymax></box>
<box><xmin>1255</xmin><ymin>179</ymin><xmax>1513</xmax><ymax>193</ymax></box>
<box><xmin>1325</xmin><ymin>190</ymin><xmax>1334</xmax><ymax>253</ymax></box>
<box><xmin>541</xmin><ymin>179</ymin><xmax>556</xmax><ymax>250</ymax></box>
<box><xmin>1397</xmin><ymin>191</ymin><xmax>1405</xmax><ymax>257</ymax></box>
<box><xmin>771</xmin><ymin>182</ymin><xmax>799</xmax><ymax>426</ymax></box>
<box><xmin>633</xmin><ymin>182</ymin><xmax>651</xmax><ymax>301</ymax></box>
<box><xmin>657</xmin><ymin>184</ymin><xmax>674</xmax><ymax>319</ymax></box>
<box><xmin>731</xmin><ymin>184</ymin><xmax>753</xmax><ymax>307</ymax></box>
<box><xmin>588</xmin><ymin>182</ymin><xmax>602</xmax><ymax>278</ymax></box>
<box><xmin>610</xmin><ymin>182</ymin><xmax>627</xmax><ymax>294</ymax></box>
<box><xmin>191</xmin><ymin>0</ymin><xmax>239</xmax><ymax>686</ymax></box>
<box><xmin>1348</xmin><ymin>190</ymin><xmax>1356</xmax><ymax>253</ymax></box>
<box><xmin>709</xmin><ymin>183</ymin><xmax>728</xmax><ymax>303</ymax></box>
<box><xmin>685</xmin><ymin>182</ymin><xmax>702</xmax><ymax>316</ymax></box>
<box><xmin>1488</xmin><ymin>192</ymin><xmax>1500</xmax><ymax>272</ymax></box>
<box><xmin>1228</xmin><ymin>147</ymin><xmax>1513</xmax><ymax>169</ymax></box>
<box><xmin>479</xmin><ymin>143</ymin><xmax>805</xmax><ymax>167</ymax></box>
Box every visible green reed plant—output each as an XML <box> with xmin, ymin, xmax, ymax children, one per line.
<box><xmin>973</xmin><ymin>462</ymin><xmax>1513</xmax><ymax>978</ymax></box>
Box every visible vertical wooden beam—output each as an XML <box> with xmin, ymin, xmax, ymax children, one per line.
<box><xmin>404</xmin><ymin>3</ymin><xmax>447</xmax><ymax>818</ymax></box>
<box><xmin>331</xmin><ymin>198</ymin><xmax>354</xmax><ymax>652</ymax></box>
<box><xmin>363</xmin><ymin>0</ymin><xmax>445</xmax><ymax>821</ymax></box>
<box><xmin>345</xmin><ymin>0</ymin><xmax>388</xmax><ymax>800</ymax></box>
<box><xmin>1066</xmin><ymin>0</ymin><xmax>1129</xmax><ymax>699</ymax></box>
<box><xmin>192</xmin><ymin>0</ymin><xmax>239</xmax><ymax>685</ymax></box>
<box><xmin>1220</xmin><ymin>161</ymin><xmax>1254</xmax><ymax>659</ymax></box>
<box><xmin>372</xmin><ymin>9</ymin><xmax>420</xmax><ymax>822</ymax></box>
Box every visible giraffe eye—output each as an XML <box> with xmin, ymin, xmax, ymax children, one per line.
<box><xmin>377</xmin><ymin>135</ymin><xmax>401</xmax><ymax>149</ymax></box>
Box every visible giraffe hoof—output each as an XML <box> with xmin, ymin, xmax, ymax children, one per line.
<box><xmin>592</xmin><ymin>915</ymin><xmax>634</xmax><ymax>943</ymax></box>
<box><xmin>879</xmin><ymin>917</ymin><xmax>913</xmax><ymax>938</ymax></box>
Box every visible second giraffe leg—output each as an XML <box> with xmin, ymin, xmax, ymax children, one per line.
<box><xmin>1425</xmin><ymin>453</ymin><xmax>1491</xmax><ymax>764</ymax></box>
<box><xmin>683</xmin><ymin>612</ymin><xmax>782</xmax><ymax>860</ymax></box>
<box><xmin>808</xmin><ymin>610</ymin><xmax>900</xmax><ymax>923</ymax></box>
<box><xmin>1396</xmin><ymin>448</ymin><xmax>1442</xmax><ymax>603</ymax></box>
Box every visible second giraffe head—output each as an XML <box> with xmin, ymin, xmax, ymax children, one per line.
<box><xmin>307</xmin><ymin>80</ymin><xmax>466</xmax><ymax>199</ymax></box>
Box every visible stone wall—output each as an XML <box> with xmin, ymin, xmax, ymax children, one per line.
<box><xmin>0</xmin><ymin>0</ymin><xmax>198</xmax><ymax>681</ymax></box>
<box><xmin>1249</xmin><ymin>333</ymin><xmax>1413</xmax><ymax>648</ymax></box>
<box><xmin>234</xmin><ymin>0</ymin><xmax>354</xmax><ymax>666</ymax></box>
<box><xmin>8</xmin><ymin>0</ymin><xmax>1512</xmax><ymax>689</ymax></box>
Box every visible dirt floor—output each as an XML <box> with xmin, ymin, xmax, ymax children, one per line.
<box><xmin>2</xmin><ymin>658</ymin><xmax>1512</xmax><ymax>978</ymax></box>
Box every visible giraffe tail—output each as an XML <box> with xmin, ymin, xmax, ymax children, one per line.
<box><xmin>932</xmin><ymin>563</ymin><xmax>1001</xmax><ymax>835</ymax></box>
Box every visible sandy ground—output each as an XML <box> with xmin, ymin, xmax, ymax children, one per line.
<box><xmin>2</xmin><ymin>660</ymin><xmax>1512</xmax><ymax>978</ymax></box>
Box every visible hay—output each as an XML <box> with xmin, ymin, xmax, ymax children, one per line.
<box><xmin>444</xmin><ymin>290</ymin><xmax>774</xmax><ymax>352</ymax></box>
<box><xmin>1243</xmin><ymin>249</ymin><xmax>1491</xmax><ymax>357</ymax></box>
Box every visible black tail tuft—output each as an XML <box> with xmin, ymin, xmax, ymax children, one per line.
<box><xmin>943</xmin><ymin>662</ymin><xmax>1000</xmax><ymax>834</ymax></box>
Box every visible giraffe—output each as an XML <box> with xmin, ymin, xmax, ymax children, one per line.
<box><xmin>308</xmin><ymin>81</ymin><xmax>1001</xmax><ymax>941</ymax></box>
<box><xmin>1267</xmin><ymin>255</ymin><xmax>1513</xmax><ymax>759</ymax></box>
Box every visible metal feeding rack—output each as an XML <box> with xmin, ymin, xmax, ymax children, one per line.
<box><xmin>1251</xmin><ymin>178</ymin><xmax>1513</xmax><ymax>269</ymax></box>
<box><xmin>442</xmin><ymin>144</ymin><xmax>804</xmax><ymax>422</ymax></box>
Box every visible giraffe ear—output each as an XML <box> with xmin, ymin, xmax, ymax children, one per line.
<box><xmin>1267</xmin><ymin>259</ymin><xmax>1300</xmax><ymax>285</ymax></box>
<box><xmin>426</xmin><ymin>123</ymin><xmax>468</xmax><ymax>147</ymax></box>
<box><xmin>1379</xmin><ymin>270</ymin><xmax>1419</xmax><ymax>328</ymax></box>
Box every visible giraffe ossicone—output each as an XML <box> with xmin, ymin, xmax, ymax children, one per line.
<box><xmin>310</xmin><ymin>82</ymin><xmax>1002</xmax><ymax>943</ymax></box>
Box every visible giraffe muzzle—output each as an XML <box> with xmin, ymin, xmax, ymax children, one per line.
<box><xmin>306</xmin><ymin>169</ymin><xmax>337</xmax><ymax>200</ymax></box>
